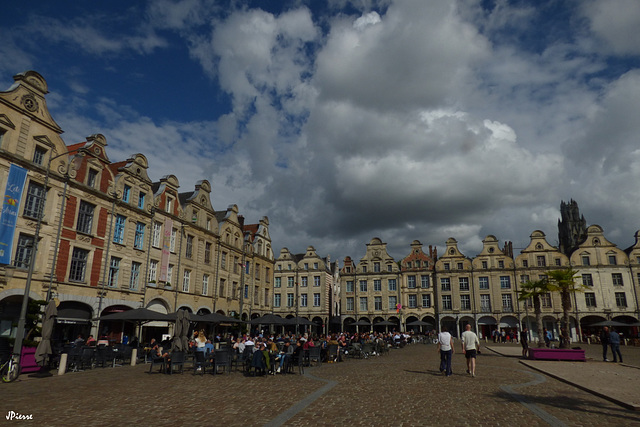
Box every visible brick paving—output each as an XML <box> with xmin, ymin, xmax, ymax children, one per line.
<box><xmin>2</xmin><ymin>343</ymin><xmax>640</xmax><ymax>426</ymax></box>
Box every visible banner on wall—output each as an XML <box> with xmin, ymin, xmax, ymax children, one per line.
<box><xmin>159</xmin><ymin>218</ymin><xmax>172</xmax><ymax>282</ymax></box>
<box><xmin>0</xmin><ymin>164</ymin><xmax>28</xmax><ymax>265</ymax></box>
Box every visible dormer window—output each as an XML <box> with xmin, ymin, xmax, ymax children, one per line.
<box><xmin>87</xmin><ymin>169</ymin><xmax>98</xmax><ymax>188</ymax></box>
<box><xmin>33</xmin><ymin>146</ymin><xmax>47</xmax><ymax>165</ymax></box>
<box><xmin>122</xmin><ymin>185</ymin><xmax>131</xmax><ymax>203</ymax></box>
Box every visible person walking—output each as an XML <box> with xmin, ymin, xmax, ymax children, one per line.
<box><xmin>437</xmin><ymin>327</ymin><xmax>454</xmax><ymax>377</ymax></box>
<box><xmin>461</xmin><ymin>324</ymin><xmax>480</xmax><ymax>377</ymax></box>
<box><xmin>609</xmin><ymin>327</ymin><xmax>623</xmax><ymax>363</ymax></box>
<box><xmin>520</xmin><ymin>327</ymin><xmax>529</xmax><ymax>358</ymax></box>
<box><xmin>600</xmin><ymin>326</ymin><xmax>610</xmax><ymax>362</ymax></box>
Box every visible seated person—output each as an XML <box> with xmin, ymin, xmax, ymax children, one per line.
<box><xmin>85</xmin><ymin>335</ymin><xmax>97</xmax><ymax>346</ymax></box>
<box><xmin>276</xmin><ymin>341</ymin><xmax>294</xmax><ymax>373</ymax></box>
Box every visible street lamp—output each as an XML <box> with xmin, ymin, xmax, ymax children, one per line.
<box><xmin>14</xmin><ymin>149</ymin><xmax>81</xmax><ymax>358</ymax></box>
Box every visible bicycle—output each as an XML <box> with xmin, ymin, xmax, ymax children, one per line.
<box><xmin>1</xmin><ymin>354</ymin><xmax>21</xmax><ymax>383</ymax></box>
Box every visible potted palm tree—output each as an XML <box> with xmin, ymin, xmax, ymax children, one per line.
<box><xmin>517</xmin><ymin>279</ymin><xmax>549</xmax><ymax>348</ymax></box>
<box><xmin>547</xmin><ymin>268</ymin><xmax>585</xmax><ymax>349</ymax></box>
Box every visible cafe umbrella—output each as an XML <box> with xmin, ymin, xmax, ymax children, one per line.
<box><xmin>35</xmin><ymin>299</ymin><xmax>58</xmax><ymax>367</ymax></box>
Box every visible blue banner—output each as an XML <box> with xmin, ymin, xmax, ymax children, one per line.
<box><xmin>0</xmin><ymin>164</ymin><xmax>28</xmax><ymax>264</ymax></box>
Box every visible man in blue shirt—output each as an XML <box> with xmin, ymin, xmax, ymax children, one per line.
<box><xmin>609</xmin><ymin>327</ymin><xmax>623</xmax><ymax>363</ymax></box>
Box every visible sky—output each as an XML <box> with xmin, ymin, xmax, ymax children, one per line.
<box><xmin>2</xmin><ymin>0</ymin><xmax>640</xmax><ymax>263</ymax></box>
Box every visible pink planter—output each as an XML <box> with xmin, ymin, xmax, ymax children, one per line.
<box><xmin>528</xmin><ymin>348</ymin><xmax>586</xmax><ymax>362</ymax></box>
<box><xmin>20</xmin><ymin>346</ymin><xmax>41</xmax><ymax>373</ymax></box>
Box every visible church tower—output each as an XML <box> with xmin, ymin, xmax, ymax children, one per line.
<box><xmin>558</xmin><ymin>199</ymin><xmax>588</xmax><ymax>256</ymax></box>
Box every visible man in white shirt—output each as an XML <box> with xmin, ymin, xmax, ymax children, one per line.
<box><xmin>461</xmin><ymin>324</ymin><xmax>480</xmax><ymax>377</ymax></box>
<box><xmin>437</xmin><ymin>327</ymin><xmax>454</xmax><ymax>376</ymax></box>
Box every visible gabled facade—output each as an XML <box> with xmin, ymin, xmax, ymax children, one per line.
<box><xmin>0</xmin><ymin>71</ymin><xmax>271</xmax><ymax>344</ymax></box>
<box><xmin>399</xmin><ymin>240</ymin><xmax>436</xmax><ymax>331</ymax></box>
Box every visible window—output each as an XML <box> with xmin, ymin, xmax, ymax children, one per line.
<box><xmin>408</xmin><ymin>276</ymin><xmax>416</xmax><ymax>288</ymax></box>
<box><xmin>374</xmin><ymin>296</ymin><xmax>382</xmax><ymax>310</ymax></box>
<box><xmin>421</xmin><ymin>275</ymin><xmax>430</xmax><ymax>288</ymax></box>
<box><xmin>457</xmin><ymin>262</ymin><xmax>463</xmax><ymax>270</ymax></box>
<box><xmin>314</xmin><ymin>293</ymin><xmax>320</xmax><ymax>307</ymax></box>
<box><xmin>14</xmin><ymin>234</ymin><xmax>34</xmax><ymax>268</ymax></box>
<box><xmin>460</xmin><ymin>295</ymin><xmax>471</xmax><ymax>310</ymax></box>
<box><xmin>134</xmin><ymin>222</ymin><xmax>145</xmax><ymax>250</ymax></box>
<box><xmin>108</xmin><ymin>257</ymin><xmax>121</xmax><ymax>287</ymax></box>
<box><xmin>204</xmin><ymin>242</ymin><xmax>211</xmax><ymax>264</ymax></box>
<box><xmin>170</xmin><ymin>228</ymin><xmax>177</xmax><ymax>252</ymax></box>
<box><xmin>301</xmin><ymin>277</ymin><xmax>308</xmax><ymax>287</ymax></box>
<box><xmin>304</xmin><ymin>263</ymin><xmax>308</xmax><ymax>270</ymax></box>
<box><xmin>522</xmin><ymin>260</ymin><xmax>528</xmax><ymax>268</ymax></box>
<box><xmin>441</xmin><ymin>295</ymin><xmax>452</xmax><ymax>310</ymax></box>
<box><xmin>87</xmin><ymin>169</ymin><xmax>98</xmax><ymax>188</ymax></box>
<box><xmin>615</xmin><ymin>292</ymin><xmax>627</xmax><ymax>307</ymax></box>
<box><xmin>300</xmin><ymin>294</ymin><xmax>308</xmax><ymax>307</ymax></box>
<box><xmin>502</xmin><ymin>294</ymin><xmax>513</xmax><ymax>311</ymax></box>
<box><xmin>265</xmin><ymin>289</ymin><xmax>269</xmax><ymax>306</ymax></box>
<box><xmin>480</xmin><ymin>295</ymin><xmax>491</xmax><ymax>312</ymax></box>
<box><xmin>23</xmin><ymin>182</ymin><xmax>45</xmax><ymax>219</ymax></box>
<box><xmin>500</xmin><ymin>276</ymin><xmax>511</xmax><ymax>289</ymax></box>
<box><xmin>359</xmin><ymin>280</ymin><xmax>367</xmax><ymax>292</ymax></box>
<box><xmin>314</xmin><ymin>276</ymin><xmax>321</xmax><ymax>287</ymax></box>
<box><xmin>359</xmin><ymin>297</ymin><xmax>368</xmax><ymax>311</ymax></box>
<box><xmin>206</xmin><ymin>217</ymin><xmax>212</xmax><ymax>231</ymax></box>
<box><xmin>498</xmin><ymin>260</ymin><xmax>504</xmax><ymax>269</ymax></box>
<box><xmin>219</xmin><ymin>279</ymin><xmax>226</xmax><ymax>297</ymax></box>
<box><xmin>520</xmin><ymin>274</ymin><xmax>530</xmax><ymax>283</ymax></box>
<box><xmin>182</xmin><ymin>270</ymin><xmax>191</xmax><ymax>292</ymax></box>
<box><xmin>192</xmin><ymin>209</ymin><xmax>198</xmax><ymax>224</ymax></box>
<box><xmin>582</xmin><ymin>274</ymin><xmax>593</xmax><ymax>286</ymax></box>
<box><xmin>536</xmin><ymin>256</ymin><xmax>546</xmax><ymax>267</ymax></box>
<box><xmin>202</xmin><ymin>274</ymin><xmax>209</xmax><ymax>295</ymax></box>
<box><xmin>361</xmin><ymin>265</ymin><xmax>367</xmax><ymax>273</ymax></box>
<box><xmin>274</xmin><ymin>277</ymin><xmax>282</xmax><ymax>288</ymax></box>
<box><xmin>422</xmin><ymin>294</ymin><xmax>431</xmax><ymax>308</ymax></box>
<box><xmin>221</xmin><ymin>252</ymin><xmax>227</xmax><ymax>269</ymax></box>
<box><xmin>541</xmin><ymin>293</ymin><xmax>552</xmax><ymax>308</ymax></box>
<box><xmin>234</xmin><ymin>257</ymin><xmax>239</xmax><ymax>273</ymax></box>
<box><xmin>479</xmin><ymin>277</ymin><xmax>489</xmax><ymax>290</ymax></box>
<box><xmin>346</xmin><ymin>297</ymin><xmax>354</xmax><ymax>311</ymax></box>
<box><xmin>167</xmin><ymin>264</ymin><xmax>174</xmax><ymax>285</ymax></box>
<box><xmin>389</xmin><ymin>295</ymin><xmax>397</xmax><ymax>310</ymax></box>
<box><xmin>608</xmin><ymin>255</ymin><xmax>617</xmax><ymax>265</ymax></box>
<box><xmin>341</xmin><ymin>280</ymin><xmax>352</xmax><ymax>293</ymax></box>
<box><xmin>408</xmin><ymin>294</ymin><xmax>417</xmax><ymax>308</ymax></box>
<box><xmin>581</xmin><ymin>256</ymin><xmax>590</xmax><ymax>266</ymax></box>
<box><xmin>314</xmin><ymin>262</ymin><xmax>318</xmax><ymax>269</ymax></box>
<box><xmin>459</xmin><ymin>277</ymin><xmax>469</xmax><ymax>291</ymax></box>
<box><xmin>274</xmin><ymin>294</ymin><xmax>281</xmax><ymax>307</ymax></box>
<box><xmin>585</xmin><ymin>293</ymin><xmax>596</xmax><ymax>307</ymax></box>
<box><xmin>374</xmin><ymin>262</ymin><xmax>380</xmax><ymax>272</ymax></box>
<box><xmin>113</xmin><ymin>215</ymin><xmax>126</xmax><ymax>244</ymax></box>
<box><xmin>148</xmin><ymin>260</ymin><xmax>158</xmax><ymax>282</ymax></box>
<box><xmin>185</xmin><ymin>235</ymin><xmax>193</xmax><ymax>258</ymax></box>
<box><xmin>374</xmin><ymin>279</ymin><xmax>381</xmax><ymax>291</ymax></box>
<box><xmin>555</xmin><ymin>258</ymin><xmax>561</xmax><ymax>266</ymax></box>
<box><xmin>33</xmin><ymin>146</ymin><xmax>46</xmax><ymax>165</ymax></box>
<box><xmin>440</xmin><ymin>278</ymin><xmax>451</xmax><ymax>291</ymax></box>
<box><xmin>387</xmin><ymin>264</ymin><xmax>393</xmax><ymax>272</ymax></box>
<box><xmin>130</xmin><ymin>262</ymin><xmax>141</xmax><ymax>290</ymax></box>
<box><xmin>287</xmin><ymin>293</ymin><xmax>294</xmax><ymax>307</ymax></box>
<box><xmin>122</xmin><ymin>185</ymin><xmax>131</xmax><ymax>202</ymax></box>
<box><xmin>345</xmin><ymin>266</ymin><xmax>351</xmax><ymax>273</ymax></box>
<box><xmin>612</xmin><ymin>273</ymin><xmax>623</xmax><ymax>286</ymax></box>
<box><xmin>138</xmin><ymin>192</ymin><xmax>145</xmax><ymax>209</ymax></box>
<box><xmin>69</xmin><ymin>247</ymin><xmax>89</xmax><ymax>282</ymax></box>
<box><xmin>482</xmin><ymin>261</ymin><xmax>488</xmax><ymax>269</ymax></box>
<box><xmin>287</xmin><ymin>277</ymin><xmax>294</xmax><ymax>287</ymax></box>
<box><xmin>444</xmin><ymin>263</ymin><xmax>450</xmax><ymax>271</ymax></box>
<box><xmin>152</xmin><ymin>222</ymin><xmax>162</xmax><ymax>248</ymax></box>
<box><xmin>388</xmin><ymin>279</ymin><xmax>397</xmax><ymax>291</ymax></box>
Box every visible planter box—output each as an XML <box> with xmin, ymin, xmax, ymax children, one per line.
<box><xmin>20</xmin><ymin>346</ymin><xmax>41</xmax><ymax>373</ymax></box>
<box><xmin>528</xmin><ymin>347</ymin><xmax>586</xmax><ymax>362</ymax></box>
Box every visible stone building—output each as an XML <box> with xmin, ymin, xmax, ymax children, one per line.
<box><xmin>273</xmin><ymin>246</ymin><xmax>339</xmax><ymax>335</ymax></box>
<box><xmin>0</xmin><ymin>71</ymin><xmax>273</xmax><ymax>344</ymax></box>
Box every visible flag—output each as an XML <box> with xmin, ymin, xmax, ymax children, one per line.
<box><xmin>396</xmin><ymin>303</ymin><xmax>402</xmax><ymax>313</ymax></box>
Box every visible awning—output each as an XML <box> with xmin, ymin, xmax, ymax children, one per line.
<box><xmin>57</xmin><ymin>306</ymin><xmax>92</xmax><ymax>325</ymax></box>
<box><xmin>477</xmin><ymin>316</ymin><xmax>497</xmax><ymax>325</ymax></box>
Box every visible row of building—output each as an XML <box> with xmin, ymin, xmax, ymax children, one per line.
<box><xmin>1</xmin><ymin>71</ymin><xmax>639</xmax><ymax>345</ymax></box>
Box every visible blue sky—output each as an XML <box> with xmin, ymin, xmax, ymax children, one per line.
<box><xmin>2</xmin><ymin>0</ymin><xmax>640</xmax><ymax>261</ymax></box>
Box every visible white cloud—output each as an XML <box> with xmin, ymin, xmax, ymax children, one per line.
<box><xmin>581</xmin><ymin>0</ymin><xmax>640</xmax><ymax>56</ymax></box>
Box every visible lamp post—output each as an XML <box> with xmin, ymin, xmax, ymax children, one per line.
<box><xmin>14</xmin><ymin>149</ymin><xmax>79</xmax><ymax>358</ymax></box>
